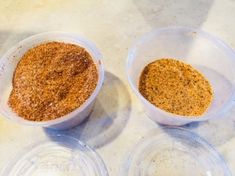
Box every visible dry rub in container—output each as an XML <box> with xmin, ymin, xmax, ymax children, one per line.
<box><xmin>0</xmin><ymin>32</ymin><xmax>104</xmax><ymax>130</ymax></box>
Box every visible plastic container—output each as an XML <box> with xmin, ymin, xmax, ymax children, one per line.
<box><xmin>1</xmin><ymin>135</ymin><xmax>109</xmax><ymax>176</ymax></box>
<box><xmin>127</xmin><ymin>27</ymin><xmax>235</xmax><ymax>126</ymax></box>
<box><xmin>122</xmin><ymin>127</ymin><xmax>231</xmax><ymax>176</ymax></box>
<box><xmin>0</xmin><ymin>32</ymin><xmax>104</xmax><ymax>130</ymax></box>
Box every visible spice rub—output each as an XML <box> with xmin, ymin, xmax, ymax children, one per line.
<box><xmin>8</xmin><ymin>42</ymin><xmax>98</xmax><ymax>121</ymax></box>
<box><xmin>139</xmin><ymin>58</ymin><xmax>213</xmax><ymax>116</ymax></box>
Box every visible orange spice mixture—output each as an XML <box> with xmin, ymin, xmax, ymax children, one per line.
<box><xmin>8</xmin><ymin>42</ymin><xmax>98</xmax><ymax>121</ymax></box>
<box><xmin>139</xmin><ymin>58</ymin><xmax>213</xmax><ymax>116</ymax></box>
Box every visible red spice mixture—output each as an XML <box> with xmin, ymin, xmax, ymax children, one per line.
<box><xmin>139</xmin><ymin>58</ymin><xmax>213</xmax><ymax>116</ymax></box>
<box><xmin>8</xmin><ymin>42</ymin><xmax>98</xmax><ymax>121</ymax></box>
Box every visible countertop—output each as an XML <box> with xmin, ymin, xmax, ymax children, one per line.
<box><xmin>0</xmin><ymin>0</ymin><xmax>235</xmax><ymax>175</ymax></box>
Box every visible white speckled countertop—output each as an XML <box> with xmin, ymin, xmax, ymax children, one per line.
<box><xmin>0</xmin><ymin>0</ymin><xmax>235</xmax><ymax>175</ymax></box>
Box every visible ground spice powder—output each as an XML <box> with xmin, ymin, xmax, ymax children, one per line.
<box><xmin>8</xmin><ymin>42</ymin><xmax>98</xmax><ymax>121</ymax></box>
<box><xmin>139</xmin><ymin>58</ymin><xmax>213</xmax><ymax>116</ymax></box>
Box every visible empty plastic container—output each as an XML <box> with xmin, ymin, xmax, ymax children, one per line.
<box><xmin>122</xmin><ymin>127</ymin><xmax>231</xmax><ymax>176</ymax></box>
<box><xmin>1</xmin><ymin>135</ymin><xmax>109</xmax><ymax>176</ymax></box>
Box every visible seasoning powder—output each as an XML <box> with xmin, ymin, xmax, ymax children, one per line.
<box><xmin>139</xmin><ymin>58</ymin><xmax>213</xmax><ymax>116</ymax></box>
<box><xmin>8</xmin><ymin>42</ymin><xmax>98</xmax><ymax>121</ymax></box>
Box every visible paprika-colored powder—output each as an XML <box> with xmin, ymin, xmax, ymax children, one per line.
<box><xmin>139</xmin><ymin>58</ymin><xmax>213</xmax><ymax>116</ymax></box>
<box><xmin>8</xmin><ymin>42</ymin><xmax>98</xmax><ymax>121</ymax></box>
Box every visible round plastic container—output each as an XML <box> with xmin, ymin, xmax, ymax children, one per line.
<box><xmin>1</xmin><ymin>135</ymin><xmax>109</xmax><ymax>176</ymax></box>
<box><xmin>0</xmin><ymin>32</ymin><xmax>104</xmax><ymax>130</ymax></box>
<box><xmin>122</xmin><ymin>127</ymin><xmax>231</xmax><ymax>176</ymax></box>
<box><xmin>127</xmin><ymin>27</ymin><xmax>235</xmax><ymax>126</ymax></box>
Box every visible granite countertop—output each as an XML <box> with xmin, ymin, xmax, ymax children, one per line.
<box><xmin>0</xmin><ymin>0</ymin><xmax>235</xmax><ymax>175</ymax></box>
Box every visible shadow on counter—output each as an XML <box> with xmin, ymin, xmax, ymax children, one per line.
<box><xmin>44</xmin><ymin>71</ymin><xmax>132</xmax><ymax>149</ymax></box>
<box><xmin>133</xmin><ymin>0</ymin><xmax>214</xmax><ymax>28</ymax></box>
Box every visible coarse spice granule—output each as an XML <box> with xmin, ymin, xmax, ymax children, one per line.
<box><xmin>139</xmin><ymin>58</ymin><xmax>213</xmax><ymax>116</ymax></box>
<box><xmin>8</xmin><ymin>42</ymin><xmax>98</xmax><ymax>121</ymax></box>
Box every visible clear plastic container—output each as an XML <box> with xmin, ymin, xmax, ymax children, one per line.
<box><xmin>127</xmin><ymin>27</ymin><xmax>235</xmax><ymax>126</ymax></box>
<box><xmin>122</xmin><ymin>127</ymin><xmax>231</xmax><ymax>176</ymax></box>
<box><xmin>1</xmin><ymin>135</ymin><xmax>109</xmax><ymax>176</ymax></box>
<box><xmin>0</xmin><ymin>32</ymin><xmax>104</xmax><ymax>130</ymax></box>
